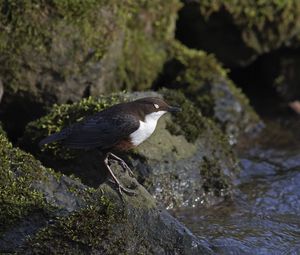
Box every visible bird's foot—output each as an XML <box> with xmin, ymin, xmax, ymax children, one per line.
<box><xmin>105</xmin><ymin>153</ymin><xmax>137</xmax><ymax>200</ymax></box>
<box><xmin>119</xmin><ymin>161</ymin><xmax>135</xmax><ymax>177</ymax></box>
<box><xmin>108</xmin><ymin>179</ymin><xmax>136</xmax><ymax>198</ymax></box>
<box><xmin>108</xmin><ymin>152</ymin><xmax>135</xmax><ymax>177</ymax></box>
<box><xmin>117</xmin><ymin>184</ymin><xmax>136</xmax><ymax>196</ymax></box>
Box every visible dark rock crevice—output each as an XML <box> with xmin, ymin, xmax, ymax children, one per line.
<box><xmin>0</xmin><ymin>92</ymin><xmax>46</xmax><ymax>144</ymax></box>
<box><xmin>176</xmin><ymin>3</ymin><xmax>256</xmax><ymax>68</ymax></box>
<box><xmin>229</xmin><ymin>47</ymin><xmax>300</xmax><ymax>117</ymax></box>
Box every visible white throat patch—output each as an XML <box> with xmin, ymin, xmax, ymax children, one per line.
<box><xmin>130</xmin><ymin>111</ymin><xmax>167</xmax><ymax>146</ymax></box>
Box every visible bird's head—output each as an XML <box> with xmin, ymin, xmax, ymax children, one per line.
<box><xmin>133</xmin><ymin>97</ymin><xmax>181</xmax><ymax>121</ymax></box>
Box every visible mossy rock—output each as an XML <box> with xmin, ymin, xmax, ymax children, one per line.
<box><xmin>21</xmin><ymin>91</ymin><xmax>239</xmax><ymax>209</ymax></box>
<box><xmin>0</xmin><ymin>131</ymin><xmax>90</xmax><ymax>251</ymax></box>
<box><xmin>20</xmin><ymin>183</ymin><xmax>212</xmax><ymax>255</ymax></box>
<box><xmin>0</xmin><ymin>0</ymin><xmax>180</xmax><ymax>101</ymax></box>
<box><xmin>156</xmin><ymin>41</ymin><xmax>262</xmax><ymax>144</ymax></box>
<box><xmin>0</xmin><ymin>132</ymin><xmax>213</xmax><ymax>254</ymax></box>
<box><xmin>0</xmin><ymin>0</ymin><xmax>180</xmax><ymax>140</ymax></box>
<box><xmin>0</xmin><ymin>133</ymin><xmax>49</xmax><ymax>236</ymax></box>
<box><xmin>177</xmin><ymin>0</ymin><xmax>300</xmax><ymax>67</ymax></box>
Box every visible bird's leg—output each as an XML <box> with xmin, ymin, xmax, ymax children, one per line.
<box><xmin>104</xmin><ymin>155</ymin><xmax>136</xmax><ymax>196</ymax></box>
<box><xmin>107</xmin><ymin>152</ymin><xmax>135</xmax><ymax>177</ymax></box>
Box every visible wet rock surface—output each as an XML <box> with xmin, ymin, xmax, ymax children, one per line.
<box><xmin>0</xmin><ymin>133</ymin><xmax>213</xmax><ymax>254</ymax></box>
<box><xmin>172</xmin><ymin>118</ymin><xmax>300</xmax><ymax>255</ymax></box>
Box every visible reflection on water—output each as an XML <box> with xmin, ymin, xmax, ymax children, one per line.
<box><xmin>172</xmin><ymin>119</ymin><xmax>300</xmax><ymax>255</ymax></box>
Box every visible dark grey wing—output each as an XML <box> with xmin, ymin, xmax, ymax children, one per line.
<box><xmin>62</xmin><ymin>113</ymin><xmax>139</xmax><ymax>149</ymax></box>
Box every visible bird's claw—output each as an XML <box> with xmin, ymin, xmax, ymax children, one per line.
<box><xmin>107</xmin><ymin>152</ymin><xmax>135</xmax><ymax>178</ymax></box>
<box><xmin>117</xmin><ymin>184</ymin><xmax>137</xmax><ymax>196</ymax></box>
<box><xmin>120</xmin><ymin>161</ymin><xmax>135</xmax><ymax>177</ymax></box>
<box><xmin>108</xmin><ymin>179</ymin><xmax>137</xmax><ymax>198</ymax></box>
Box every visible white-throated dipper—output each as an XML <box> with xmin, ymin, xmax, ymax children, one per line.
<box><xmin>39</xmin><ymin>97</ymin><xmax>180</xmax><ymax>197</ymax></box>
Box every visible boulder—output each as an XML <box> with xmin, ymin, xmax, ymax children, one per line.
<box><xmin>0</xmin><ymin>131</ymin><xmax>213</xmax><ymax>254</ymax></box>
<box><xmin>21</xmin><ymin>91</ymin><xmax>239</xmax><ymax>209</ymax></box>
<box><xmin>0</xmin><ymin>0</ymin><xmax>180</xmax><ymax>138</ymax></box>
<box><xmin>155</xmin><ymin>41</ymin><xmax>262</xmax><ymax>144</ymax></box>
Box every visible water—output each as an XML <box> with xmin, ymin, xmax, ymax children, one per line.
<box><xmin>172</xmin><ymin>119</ymin><xmax>300</xmax><ymax>255</ymax></box>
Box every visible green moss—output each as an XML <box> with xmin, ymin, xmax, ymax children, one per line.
<box><xmin>162</xmin><ymin>89</ymin><xmax>206</xmax><ymax>142</ymax></box>
<box><xmin>25</xmin><ymin>195</ymin><xmax>127</xmax><ymax>254</ymax></box>
<box><xmin>117</xmin><ymin>0</ymin><xmax>181</xmax><ymax>91</ymax></box>
<box><xmin>22</xmin><ymin>183</ymin><xmax>158</xmax><ymax>254</ymax></box>
<box><xmin>198</xmin><ymin>0</ymin><xmax>300</xmax><ymax>51</ymax></box>
<box><xmin>165</xmin><ymin>40</ymin><xmax>227</xmax><ymax>116</ymax></box>
<box><xmin>161</xmin><ymin>88</ymin><xmax>238</xmax><ymax>179</ymax></box>
<box><xmin>0</xmin><ymin>133</ymin><xmax>49</xmax><ymax>235</ymax></box>
<box><xmin>118</xmin><ymin>30</ymin><xmax>167</xmax><ymax>91</ymax></box>
<box><xmin>162</xmin><ymin>88</ymin><xmax>240</xmax><ymax>151</ymax></box>
<box><xmin>166</xmin><ymin>40</ymin><xmax>238</xmax><ymax>113</ymax></box>
<box><xmin>200</xmin><ymin>156</ymin><xmax>231</xmax><ymax>197</ymax></box>
<box><xmin>0</xmin><ymin>0</ymin><xmax>114</xmax><ymax>94</ymax></box>
<box><xmin>162</xmin><ymin>89</ymin><xmax>233</xmax><ymax>156</ymax></box>
<box><xmin>169</xmin><ymin>40</ymin><xmax>228</xmax><ymax>86</ymax></box>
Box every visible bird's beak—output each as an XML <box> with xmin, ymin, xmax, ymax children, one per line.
<box><xmin>167</xmin><ymin>106</ymin><xmax>181</xmax><ymax>113</ymax></box>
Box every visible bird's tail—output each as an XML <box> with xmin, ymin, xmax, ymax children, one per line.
<box><xmin>39</xmin><ymin>131</ymin><xmax>66</xmax><ymax>147</ymax></box>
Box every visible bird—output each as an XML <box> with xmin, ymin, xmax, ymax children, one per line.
<box><xmin>39</xmin><ymin>97</ymin><xmax>181</xmax><ymax>197</ymax></box>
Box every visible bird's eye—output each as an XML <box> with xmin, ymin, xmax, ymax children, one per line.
<box><xmin>153</xmin><ymin>103</ymin><xmax>159</xmax><ymax>109</ymax></box>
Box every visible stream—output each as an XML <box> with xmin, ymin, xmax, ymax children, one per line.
<box><xmin>172</xmin><ymin>117</ymin><xmax>300</xmax><ymax>255</ymax></box>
